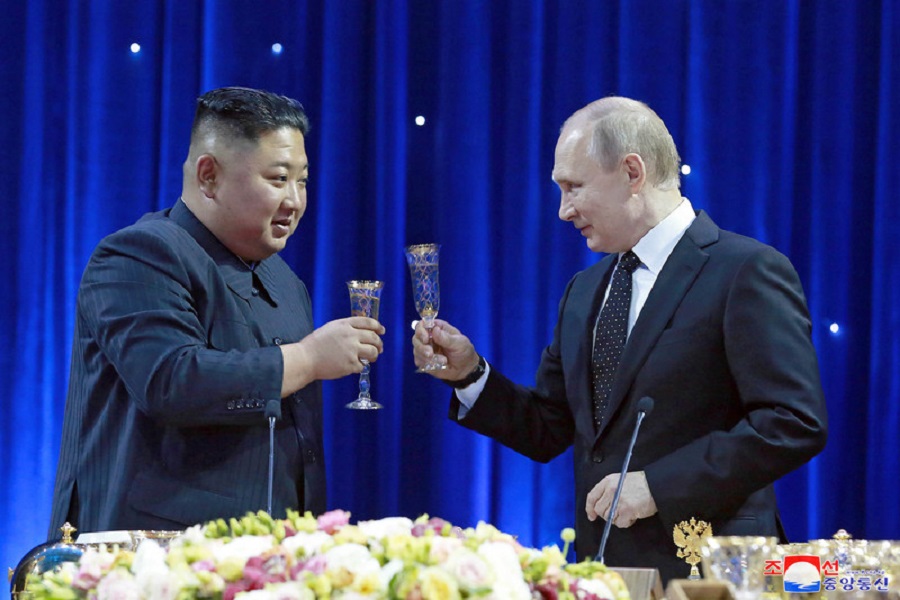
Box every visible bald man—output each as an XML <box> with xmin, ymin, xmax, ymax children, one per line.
<box><xmin>49</xmin><ymin>87</ymin><xmax>384</xmax><ymax>537</ymax></box>
<box><xmin>412</xmin><ymin>97</ymin><xmax>827</xmax><ymax>582</ymax></box>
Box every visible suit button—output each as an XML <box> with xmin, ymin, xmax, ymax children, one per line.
<box><xmin>592</xmin><ymin>449</ymin><xmax>604</xmax><ymax>463</ymax></box>
<box><xmin>226</xmin><ymin>400</ymin><xmax>235</xmax><ymax>410</ymax></box>
<box><xmin>236</xmin><ymin>399</ymin><xmax>244</xmax><ymax>409</ymax></box>
<box><xmin>273</xmin><ymin>337</ymin><xmax>283</xmax><ymax>346</ymax></box>
<box><xmin>306</xmin><ymin>450</ymin><xmax>316</xmax><ymax>463</ymax></box>
<box><xmin>251</xmin><ymin>287</ymin><xmax>260</xmax><ymax>296</ymax></box>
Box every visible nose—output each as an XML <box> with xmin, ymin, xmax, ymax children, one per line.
<box><xmin>559</xmin><ymin>193</ymin><xmax>575</xmax><ymax>221</ymax></box>
<box><xmin>284</xmin><ymin>181</ymin><xmax>307</xmax><ymax>216</ymax></box>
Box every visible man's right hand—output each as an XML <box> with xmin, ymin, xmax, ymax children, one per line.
<box><xmin>281</xmin><ymin>317</ymin><xmax>384</xmax><ymax>395</ymax></box>
<box><xmin>411</xmin><ymin>319</ymin><xmax>480</xmax><ymax>381</ymax></box>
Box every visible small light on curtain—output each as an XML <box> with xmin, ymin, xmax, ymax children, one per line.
<box><xmin>271</xmin><ymin>43</ymin><xmax>283</xmax><ymax>55</ymax></box>
<box><xmin>680</xmin><ymin>164</ymin><xmax>691</xmax><ymax>175</ymax></box>
<box><xmin>829</xmin><ymin>322</ymin><xmax>841</xmax><ymax>335</ymax></box>
<box><xmin>415</xmin><ymin>115</ymin><xmax>426</xmax><ymax>126</ymax></box>
<box><xmin>130</xmin><ymin>43</ymin><xmax>141</xmax><ymax>54</ymax></box>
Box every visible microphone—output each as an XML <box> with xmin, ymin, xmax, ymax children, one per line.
<box><xmin>264</xmin><ymin>399</ymin><xmax>282</xmax><ymax>516</ymax></box>
<box><xmin>595</xmin><ymin>396</ymin><xmax>655</xmax><ymax>564</ymax></box>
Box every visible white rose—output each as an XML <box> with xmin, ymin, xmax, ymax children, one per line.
<box><xmin>441</xmin><ymin>547</ymin><xmax>493</xmax><ymax>592</ymax></box>
<box><xmin>379</xmin><ymin>559</ymin><xmax>405</xmax><ymax>590</ymax></box>
<box><xmin>477</xmin><ymin>542</ymin><xmax>530</xmax><ymax>600</ymax></box>
<box><xmin>96</xmin><ymin>569</ymin><xmax>141</xmax><ymax>600</ymax></box>
<box><xmin>240</xmin><ymin>582</ymin><xmax>315</xmax><ymax>600</ymax></box>
<box><xmin>211</xmin><ymin>535</ymin><xmax>275</xmax><ymax>563</ymax></box>
<box><xmin>357</xmin><ymin>517</ymin><xmax>414</xmax><ymax>540</ymax></box>
<box><xmin>282</xmin><ymin>531</ymin><xmax>335</xmax><ymax>557</ymax></box>
<box><xmin>324</xmin><ymin>543</ymin><xmax>380</xmax><ymax>576</ymax></box>
<box><xmin>576</xmin><ymin>577</ymin><xmax>615</xmax><ymax>600</ymax></box>
<box><xmin>428</xmin><ymin>536</ymin><xmax>464</xmax><ymax>563</ymax></box>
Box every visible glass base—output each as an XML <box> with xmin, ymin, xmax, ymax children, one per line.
<box><xmin>346</xmin><ymin>398</ymin><xmax>383</xmax><ymax>410</ymax></box>
<box><xmin>416</xmin><ymin>361</ymin><xmax>448</xmax><ymax>373</ymax></box>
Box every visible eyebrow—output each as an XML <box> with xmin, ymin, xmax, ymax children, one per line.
<box><xmin>269</xmin><ymin>161</ymin><xmax>309</xmax><ymax>171</ymax></box>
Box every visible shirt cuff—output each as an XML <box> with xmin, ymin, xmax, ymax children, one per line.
<box><xmin>454</xmin><ymin>360</ymin><xmax>491</xmax><ymax>418</ymax></box>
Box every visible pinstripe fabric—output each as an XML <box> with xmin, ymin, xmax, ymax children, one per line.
<box><xmin>48</xmin><ymin>200</ymin><xmax>325</xmax><ymax>537</ymax></box>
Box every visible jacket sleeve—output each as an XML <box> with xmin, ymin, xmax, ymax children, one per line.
<box><xmin>78</xmin><ymin>226</ymin><xmax>286</xmax><ymax>427</ymax></box>
<box><xmin>644</xmin><ymin>246</ymin><xmax>828</xmax><ymax>524</ymax></box>
<box><xmin>449</xmin><ymin>276</ymin><xmax>578</xmax><ymax>462</ymax></box>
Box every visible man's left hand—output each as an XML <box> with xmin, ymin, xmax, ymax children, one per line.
<box><xmin>585</xmin><ymin>471</ymin><xmax>658</xmax><ymax>528</ymax></box>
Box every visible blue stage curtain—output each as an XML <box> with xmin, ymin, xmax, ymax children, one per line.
<box><xmin>2</xmin><ymin>0</ymin><xmax>898</xmax><ymax>572</ymax></box>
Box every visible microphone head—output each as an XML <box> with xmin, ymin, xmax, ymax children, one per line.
<box><xmin>637</xmin><ymin>396</ymin><xmax>654</xmax><ymax>416</ymax></box>
<box><xmin>264</xmin><ymin>399</ymin><xmax>282</xmax><ymax>420</ymax></box>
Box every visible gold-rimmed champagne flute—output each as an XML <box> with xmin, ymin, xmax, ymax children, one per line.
<box><xmin>346</xmin><ymin>280</ymin><xmax>384</xmax><ymax>410</ymax></box>
<box><xmin>404</xmin><ymin>243</ymin><xmax>447</xmax><ymax>372</ymax></box>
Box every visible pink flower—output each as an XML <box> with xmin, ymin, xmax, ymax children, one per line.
<box><xmin>570</xmin><ymin>579</ymin><xmax>610</xmax><ymax>600</ymax></box>
<box><xmin>72</xmin><ymin>562</ymin><xmax>103</xmax><ymax>591</ymax></box>
<box><xmin>532</xmin><ymin>581</ymin><xmax>560</xmax><ymax>600</ymax></box>
<box><xmin>291</xmin><ymin>555</ymin><xmax>327</xmax><ymax>577</ymax></box>
<box><xmin>243</xmin><ymin>555</ymin><xmax>288</xmax><ymax>587</ymax></box>
<box><xmin>317</xmin><ymin>509</ymin><xmax>351</xmax><ymax>534</ymax></box>
<box><xmin>192</xmin><ymin>560</ymin><xmax>216</xmax><ymax>572</ymax></box>
<box><xmin>411</xmin><ymin>517</ymin><xmax>453</xmax><ymax>537</ymax></box>
<box><xmin>224</xmin><ymin>580</ymin><xmax>252</xmax><ymax>600</ymax></box>
<box><xmin>96</xmin><ymin>569</ymin><xmax>140</xmax><ymax>600</ymax></box>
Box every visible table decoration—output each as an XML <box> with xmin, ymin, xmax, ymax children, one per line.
<box><xmin>22</xmin><ymin>509</ymin><xmax>630</xmax><ymax>600</ymax></box>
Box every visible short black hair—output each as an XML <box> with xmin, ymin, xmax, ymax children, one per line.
<box><xmin>191</xmin><ymin>87</ymin><xmax>310</xmax><ymax>143</ymax></box>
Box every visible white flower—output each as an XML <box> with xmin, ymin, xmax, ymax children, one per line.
<box><xmin>132</xmin><ymin>540</ymin><xmax>178</xmax><ymax>600</ymax></box>
<box><xmin>576</xmin><ymin>577</ymin><xmax>615</xmax><ymax>600</ymax></box>
<box><xmin>132</xmin><ymin>539</ymin><xmax>168</xmax><ymax>574</ymax></box>
<box><xmin>477</xmin><ymin>542</ymin><xmax>530</xmax><ymax>600</ymax></box>
<box><xmin>237</xmin><ymin>585</ymin><xmax>315</xmax><ymax>600</ymax></box>
<box><xmin>175</xmin><ymin>524</ymin><xmax>207</xmax><ymax>547</ymax></box>
<box><xmin>357</xmin><ymin>517</ymin><xmax>414</xmax><ymax>540</ymax></box>
<box><xmin>379</xmin><ymin>558</ymin><xmax>405</xmax><ymax>590</ymax></box>
<box><xmin>96</xmin><ymin>568</ymin><xmax>141</xmax><ymax>600</ymax></box>
<box><xmin>324</xmin><ymin>543</ymin><xmax>380</xmax><ymax>577</ymax></box>
<box><xmin>442</xmin><ymin>547</ymin><xmax>494</xmax><ymax>592</ymax></box>
<box><xmin>236</xmin><ymin>589</ymin><xmax>276</xmax><ymax>600</ymax></box>
<box><xmin>211</xmin><ymin>535</ymin><xmax>275</xmax><ymax>563</ymax></box>
<box><xmin>73</xmin><ymin>548</ymin><xmax>117</xmax><ymax>590</ymax></box>
<box><xmin>282</xmin><ymin>530</ymin><xmax>335</xmax><ymax>557</ymax></box>
<box><xmin>428</xmin><ymin>536</ymin><xmax>464</xmax><ymax>563</ymax></box>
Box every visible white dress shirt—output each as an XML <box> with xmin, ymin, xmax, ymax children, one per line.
<box><xmin>457</xmin><ymin>199</ymin><xmax>697</xmax><ymax>412</ymax></box>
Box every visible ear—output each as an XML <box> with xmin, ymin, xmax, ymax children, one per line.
<box><xmin>195</xmin><ymin>154</ymin><xmax>219</xmax><ymax>198</ymax></box>
<box><xmin>622</xmin><ymin>153</ymin><xmax>646</xmax><ymax>194</ymax></box>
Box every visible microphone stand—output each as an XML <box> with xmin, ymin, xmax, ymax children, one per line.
<box><xmin>264</xmin><ymin>399</ymin><xmax>282</xmax><ymax>516</ymax></box>
<box><xmin>596</xmin><ymin>396</ymin><xmax>654</xmax><ymax>564</ymax></box>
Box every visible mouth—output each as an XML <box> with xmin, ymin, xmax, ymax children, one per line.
<box><xmin>272</xmin><ymin>215</ymin><xmax>294</xmax><ymax>236</ymax></box>
<box><xmin>578</xmin><ymin>224</ymin><xmax>593</xmax><ymax>237</ymax></box>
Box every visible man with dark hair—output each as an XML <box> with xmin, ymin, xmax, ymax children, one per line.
<box><xmin>412</xmin><ymin>96</ymin><xmax>828</xmax><ymax>583</ymax></box>
<box><xmin>49</xmin><ymin>87</ymin><xmax>384</xmax><ymax>536</ymax></box>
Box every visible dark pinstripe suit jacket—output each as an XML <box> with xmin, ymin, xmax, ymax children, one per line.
<box><xmin>451</xmin><ymin>211</ymin><xmax>828</xmax><ymax>583</ymax></box>
<box><xmin>48</xmin><ymin>200</ymin><xmax>325</xmax><ymax>538</ymax></box>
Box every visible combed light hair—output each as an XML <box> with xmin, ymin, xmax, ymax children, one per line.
<box><xmin>565</xmin><ymin>97</ymin><xmax>681</xmax><ymax>191</ymax></box>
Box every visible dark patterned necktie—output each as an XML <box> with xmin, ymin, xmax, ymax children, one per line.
<box><xmin>591</xmin><ymin>250</ymin><xmax>642</xmax><ymax>430</ymax></box>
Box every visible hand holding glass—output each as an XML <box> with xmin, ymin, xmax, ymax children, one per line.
<box><xmin>346</xmin><ymin>280</ymin><xmax>384</xmax><ymax>410</ymax></box>
<box><xmin>404</xmin><ymin>244</ymin><xmax>447</xmax><ymax>372</ymax></box>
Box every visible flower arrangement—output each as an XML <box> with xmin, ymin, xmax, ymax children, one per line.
<box><xmin>25</xmin><ymin>510</ymin><xmax>630</xmax><ymax>600</ymax></box>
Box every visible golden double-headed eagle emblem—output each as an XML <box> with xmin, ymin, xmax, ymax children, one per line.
<box><xmin>673</xmin><ymin>518</ymin><xmax>712</xmax><ymax>578</ymax></box>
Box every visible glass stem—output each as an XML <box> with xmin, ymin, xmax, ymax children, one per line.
<box><xmin>358</xmin><ymin>359</ymin><xmax>371</xmax><ymax>399</ymax></box>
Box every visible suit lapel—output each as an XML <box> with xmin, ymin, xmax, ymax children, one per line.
<box><xmin>595</xmin><ymin>211</ymin><xmax>719</xmax><ymax>440</ymax></box>
<box><xmin>567</xmin><ymin>255</ymin><xmax>616</xmax><ymax>434</ymax></box>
